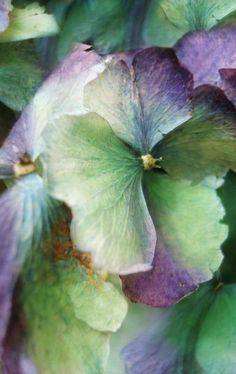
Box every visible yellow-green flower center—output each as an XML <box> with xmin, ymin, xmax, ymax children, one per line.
<box><xmin>141</xmin><ymin>154</ymin><xmax>161</xmax><ymax>170</ymax></box>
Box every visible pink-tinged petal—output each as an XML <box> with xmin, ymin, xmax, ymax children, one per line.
<box><xmin>0</xmin><ymin>45</ymin><xmax>106</xmax><ymax>163</ymax></box>
<box><xmin>220</xmin><ymin>68</ymin><xmax>236</xmax><ymax>106</ymax></box>
<box><xmin>0</xmin><ymin>0</ymin><xmax>12</xmax><ymax>32</ymax></box>
<box><xmin>175</xmin><ymin>27</ymin><xmax>236</xmax><ymax>88</ymax></box>
<box><xmin>85</xmin><ymin>47</ymin><xmax>193</xmax><ymax>153</ymax></box>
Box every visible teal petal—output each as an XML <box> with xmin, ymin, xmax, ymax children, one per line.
<box><xmin>44</xmin><ymin>113</ymin><xmax>156</xmax><ymax>274</ymax></box>
<box><xmin>143</xmin><ymin>0</ymin><xmax>236</xmax><ymax>47</ymax></box>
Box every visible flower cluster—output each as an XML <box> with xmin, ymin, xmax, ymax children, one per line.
<box><xmin>1</xmin><ymin>1</ymin><xmax>236</xmax><ymax>374</ymax></box>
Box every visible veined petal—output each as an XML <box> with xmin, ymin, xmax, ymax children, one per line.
<box><xmin>175</xmin><ymin>26</ymin><xmax>236</xmax><ymax>88</ymax></box>
<box><xmin>85</xmin><ymin>47</ymin><xmax>192</xmax><ymax>153</ymax></box>
<box><xmin>144</xmin><ymin>0</ymin><xmax>236</xmax><ymax>47</ymax></box>
<box><xmin>0</xmin><ymin>173</ymin><xmax>58</xmax><ymax>350</ymax></box>
<box><xmin>122</xmin><ymin>283</ymin><xmax>236</xmax><ymax>374</ymax></box>
<box><xmin>154</xmin><ymin>85</ymin><xmax>236</xmax><ymax>182</ymax></box>
<box><xmin>122</xmin><ymin>173</ymin><xmax>226</xmax><ymax>306</ymax></box>
<box><xmin>44</xmin><ymin>113</ymin><xmax>156</xmax><ymax>274</ymax></box>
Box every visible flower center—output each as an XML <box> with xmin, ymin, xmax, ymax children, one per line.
<box><xmin>14</xmin><ymin>154</ymin><xmax>35</xmax><ymax>177</ymax></box>
<box><xmin>141</xmin><ymin>154</ymin><xmax>161</xmax><ymax>170</ymax></box>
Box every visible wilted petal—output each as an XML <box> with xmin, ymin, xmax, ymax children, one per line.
<box><xmin>44</xmin><ymin>113</ymin><xmax>156</xmax><ymax>274</ymax></box>
<box><xmin>122</xmin><ymin>173</ymin><xmax>226</xmax><ymax>306</ymax></box>
<box><xmin>175</xmin><ymin>27</ymin><xmax>236</xmax><ymax>87</ymax></box>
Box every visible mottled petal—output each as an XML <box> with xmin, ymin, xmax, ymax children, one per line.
<box><xmin>62</xmin><ymin>262</ymin><xmax>128</xmax><ymax>332</ymax></box>
<box><xmin>44</xmin><ymin>113</ymin><xmax>156</xmax><ymax>274</ymax></box>
<box><xmin>154</xmin><ymin>85</ymin><xmax>236</xmax><ymax>182</ymax></box>
<box><xmin>85</xmin><ymin>47</ymin><xmax>192</xmax><ymax>153</ymax></box>
<box><xmin>122</xmin><ymin>173</ymin><xmax>226</xmax><ymax>307</ymax></box>
<box><xmin>122</xmin><ymin>283</ymin><xmax>236</xmax><ymax>374</ymax></box>
<box><xmin>20</xmin><ymin>253</ymin><xmax>127</xmax><ymax>374</ymax></box>
<box><xmin>175</xmin><ymin>27</ymin><xmax>236</xmax><ymax>88</ymax></box>
<box><xmin>0</xmin><ymin>0</ymin><xmax>12</xmax><ymax>32</ymax></box>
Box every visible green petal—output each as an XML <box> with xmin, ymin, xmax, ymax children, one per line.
<box><xmin>0</xmin><ymin>3</ymin><xmax>58</xmax><ymax>43</ymax></box>
<box><xmin>144</xmin><ymin>172</ymin><xmax>226</xmax><ymax>282</ymax></box>
<box><xmin>0</xmin><ymin>42</ymin><xmax>42</xmax><ymax>110</ymax></box>
<box><xmin>123</xmin><ymin>282</ymin><xmax>236</xmax><ymax>373</ymax></box>
<box><xmin>57</xmin><ymin>0</ymin><xmax>128</xmax><ymax>58</ymax></box>
<box><xmin>44</xmin><ymin>113</ymin><xmax>156</xmax><ymax>274</ymax></box>
<box><xmin>154</xmin><ymin>86</ymin><xmax>236</xmax><ymax>182</ymax></box>
<box><xmin>22</xmin><ymin>255</ymin><xmax>127</xmax><ymax>374</ymax></box>
<box><xmin>144</xmin><ymin>0</ymin><xmax>236</xmax><ymax>47</ymax></box>
<box><xmin>62</xmin><ymin>262</ymin><xmax>128</xmax><ymax>332</ymax></box>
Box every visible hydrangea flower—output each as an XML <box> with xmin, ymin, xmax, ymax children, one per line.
<box><xmin>38</xmin><ymin>46</ymin><xmax>236</xmax><ymax>306</ymax></box>
<box><xmin>0</xmin><ymin>46</ymin><xmax>128</xmax><ymax>371</ymax></box>
<box><xmin>122</xmin><ymin>281</ymin><xmax>236</xmax><ymax>373</ymax></box>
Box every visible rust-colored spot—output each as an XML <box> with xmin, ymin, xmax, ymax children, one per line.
<box><xmin>52</xmin><ymin>218</ymin><xmax>94</xmax><ymax>275</ymax></box>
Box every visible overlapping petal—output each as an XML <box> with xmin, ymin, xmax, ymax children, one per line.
<box><xmin>122</xmin><ymin>173</ymin><xmax>226</xmax><ymax>306</ymax></box>
<box><xmin>122</xmin><ymin>283</ymin><xmax>236</xmax><ymax>374</ymax></box>
<box><xmin>175</xmin><ymin>26</ymin><xmax>236</xmax><ymax>88</ymax></box>
<box><xmin>153</xmin><ymin>85</ymin><xmax>236</xmax><ymax>182</ymax></box>
<box><xmin>0</xmin><ymin>174</ymin><xmax>58</xmax><ymax>352</ymax></box>
<box><xmin>0</xmin><ymin>45</ymin><xmax>105</xmax><ymax>162</ymax></box>
<box><xmin>144</xmin><ymin>0</ymin><xmax>236</xmax><ymax>47</ymax></box>
<box><xmin>85</xmin><ymin>47</ymin><xmax>193</xmax><ymax>153</ymax></box>
<box><xmin>44</xmin><ymin>113</ymin><xmax>156</xmax><ymax>274</ymax></box>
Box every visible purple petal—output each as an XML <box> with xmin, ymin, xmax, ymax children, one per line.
<box><xmin>0</xmin><ymin>189</ymin><xmax>19</xmax><ymax>352</ymax></box>
<box><xmin>132</xmin><ymin>47</ymin><xmax>193</xmax><ymax>149</ymax></box>
<box><xmin>175</xmin><ymin>27</ymin><xmax>236</xmax><ymax>88</ymax></box>
<box><xmin>122</xmin><ymin>239</ymin><xmax>201</xmax><ymax>307</ymax></box>
<box><xmin>220</xmin><ymin>68</ymin><xmax>236</xmax><ymax>106</ymax></box>
<box><xmin>85</xmin><ymin>47</ymin><xmax>193</xmax><ymax>152</ymax></box>
<box><xmin>0</xmin><ymin>0</ymin><xmax>12</xmax><ymax>33</ymax></box>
